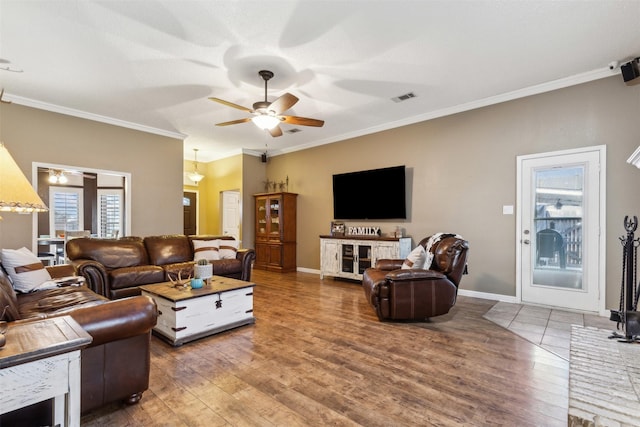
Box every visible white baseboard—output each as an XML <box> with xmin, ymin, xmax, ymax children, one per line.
<box><xmin>457</xmin><ymin>288</ymin><xmax>518</xmax><ymax>303</ymax></box>
<box><xmin>297</xmin><ymin>267</ymin><xmax>320</xmax><ymax>275</ymax></box>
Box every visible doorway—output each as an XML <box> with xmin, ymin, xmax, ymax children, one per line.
<box><xmin>221</xmin><ymin>190</ymin><xmax>241</xmax><ymax>241</ymax></box>
<box><xmin>516</xmin><ymin>146</ymin><xmax>605</xmax><ymax>312</ymax></box>
<box><xmin>183</xmin><ymin>191</ymin><xmax>197</xmax><ymax>235</ymax></box>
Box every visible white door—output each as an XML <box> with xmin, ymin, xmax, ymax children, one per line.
<box><xmin>517</xmin><ymin>146</ymin><xmax>605</xmax><ymax>312</ymax></box>
<box><xmin>222</xmin><ymin>191</ymin><xmax>241</xmax><ymax>240</ymax></box>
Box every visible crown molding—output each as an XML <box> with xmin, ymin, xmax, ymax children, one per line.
<box><xmin>627</xmin><ymin>145</ymin><xmax>640</xmax><ymax>168</ymax></box>
<box><xmin>5</xmin><ymin>94</ymin><xmax>187</xmax><ymax>141</ymax></box>
<box><xmin>278</xmin><ymin>67</ymin><xmax>618</xmax><ymax>156</ymax></box>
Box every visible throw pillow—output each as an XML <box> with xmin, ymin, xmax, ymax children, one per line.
<box><xmin>1</xmin><ymin>247</ymin><xmax>53</xmax><ymax>293</ymax></box>
<box><xmin>401</xmin><ymin>245</ymin><xmax>427</xmax><ymax>269</ymax></box>
<box><xmin>192</xmin><ymin>239</ymin><xmax>220</xmax><ymax>262</ymax></box>
<box><xmin>219</xmin><ymin>239</ymin><xmax>239</xmax><ymax>260</ymax></box>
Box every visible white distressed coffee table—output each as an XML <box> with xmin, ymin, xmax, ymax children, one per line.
<box><xmin>140</xmin><ymin>276</ymin><xmax>255</xmax><ymax>346</ymax></box>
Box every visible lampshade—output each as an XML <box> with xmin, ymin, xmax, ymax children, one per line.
<box><xmin>0</xmin><ymin>142</ymin><xmax>48</xmax><ymax>216</ymax></box>
<box><xmin>252</xmin><ymin>114</ymin><xmax>281</xmax><ymax>130</ymax></box>
<box><xmin>188</xmin><ymin>171</ymin><xmax>204</xmax><ymax>184</ymax></box>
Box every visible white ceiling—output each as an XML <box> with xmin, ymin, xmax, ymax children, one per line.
<box><xmin>1</xmin><ymin>1</ymin><xmax>639</xmax><ymax>162</ymax></box>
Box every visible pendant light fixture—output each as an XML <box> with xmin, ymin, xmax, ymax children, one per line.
<box><xmin>188</xmin><ymin>148</ymin><xmax>204</xmax><ymax>185</ymax></box>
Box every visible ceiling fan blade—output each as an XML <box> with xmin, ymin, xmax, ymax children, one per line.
<box><xmin>282</xmin><ymin>115</ymin><xmax>325</xmax><ymax>127</ymax></box>
<box><xmin>216</xmin><ymin>118</ymin><xmax>252</xmax><ymax>126</ymax></box>
<box><xmin>268</xmin><ymin>93</ymin><xmax>299</xmax><ymax>115</ymax></box>
<box><xmin>268</xmin><ymin>125</ymin><xmax>283</xmax><ymax>137</ymax></box>
<box><xmin>208</xmin><ymin>97</ymin><xmax>253</xmax><ymax>113</ymax></box>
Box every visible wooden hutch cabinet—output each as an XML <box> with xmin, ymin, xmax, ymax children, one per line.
<box><xmin>254</xmin><ymin>192</ymin><xmax>297</xmax><ymax>272</ymax></box>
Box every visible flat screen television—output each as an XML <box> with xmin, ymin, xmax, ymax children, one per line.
<box><xmin>332</xmin><ymin>165</ymin><xmax>406</xmax><ymax>220</ymax></box>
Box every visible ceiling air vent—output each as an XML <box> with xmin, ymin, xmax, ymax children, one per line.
<box><xmin>391</xmin><ymin>92</ymin><xmax>416</xmax><ymax>103</ymax></box>
<box><xmin>285</xmin><ymin>128</ymin><xmax>302</xmax><ymax>134</ymax></box>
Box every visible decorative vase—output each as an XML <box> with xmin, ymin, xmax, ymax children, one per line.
<box><xmin>194</xmin><ymin>264</ymin><xmax>213</xmax><ymax>280</ymax></box>
<box><xmin>190</xmin><ymin>278</ymin><xmax>204</xmax><ymax>289</ymax></box>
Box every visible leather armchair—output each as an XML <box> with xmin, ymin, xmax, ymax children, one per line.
<box><xmin>362</xmin><ymin>235</ymin><xmax>469</xmax><ymax>321</ymax></box>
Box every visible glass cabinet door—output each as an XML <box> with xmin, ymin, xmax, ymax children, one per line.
<box><xmin>256</xmin><ymin>198</ymin><xmax>267</xmax><ymax>235</ymax></box>
<box><xmin>358</xmin><ymin>245</ymin><xmax>372</xmax><ymax>274</ymax></box>
<box><xmin>341</xmin><ymin>244</ymin><xmax>354</xmax><ymax>273</ymax></box>
<box><xmin>269</xmin><ymin>197</ymin><xmax>281</xmax><ymax>235</ymax></box>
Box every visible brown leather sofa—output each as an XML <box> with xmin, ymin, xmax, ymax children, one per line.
<box><xmin>67</xmin><ymin>234</ymin><xmax>255</xmax><ymax>299</ymax></box>
<box><xmin>362</xmin><ymin>235</ymin><xmax>469</xmax><ymax>320</ymax></box>
<box><xmin>0</xmin><ymin>263</ymin><xmax>157</xmax><ymax>422</ymax></box>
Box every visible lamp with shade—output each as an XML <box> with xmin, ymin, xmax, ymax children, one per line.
<box><xmin>0</xmin><ymin>142</ymin><xmax>48</xmax><ymax>220</ymax></box>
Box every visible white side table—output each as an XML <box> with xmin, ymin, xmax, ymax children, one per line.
<box><xmin>0</xmin><ymin>316</ymin><xmax>92</xmax><ymax>427</ymax></box>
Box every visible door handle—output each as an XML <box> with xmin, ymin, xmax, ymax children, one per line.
<box><xmin>522</xmin><ymin>239</ymin><xmax>530</xmax><ymax>245</ymax></box>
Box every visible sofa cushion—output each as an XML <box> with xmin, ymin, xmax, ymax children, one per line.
<box><xmin>192</xmin><ymin>239</ymin><xmax>220</xmax><ymax>261</ymax></box>
<box><xmin>109</xmin><ymin>265</ymin><xmax>165</xmax><ymax>290</ymax></box>
<box><xmin>1</xmin><ymin>247</ymin><xmax>53</xmax><ymax>293</ymax></box>
<box><xmin>16</xmin><ymin>286</ymin><xmax>108</xmax><ymax>320</ymax></box>
<box><xmin>66</xmin><ymin>238</ymin><xmax>149</xmax><ymax>269</ymax></box>
<box><xmin>0</xmin><ymin>265</ymin><xmax>21</xmax><ymax>321</ymax></box>
<box><xmin>144</xmin><ymin>235</ymin><xmax>192</xmax><ymax>266</ymax></box>
<box><xmin>211</xmin><ymin>259</ymin><xmax>242</xmax><ymax>276</ymax></box>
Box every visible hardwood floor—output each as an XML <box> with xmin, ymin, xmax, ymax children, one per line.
<box><xmin>81</xmin><ymin>270</ymin><xmax>569</xmax><ymax>426</ymax></box>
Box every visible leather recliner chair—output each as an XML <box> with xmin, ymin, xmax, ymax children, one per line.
<box><xmin>362</xmin><ymin>235</ymin><xmax>469</xmax><ymax>321</ymax></box>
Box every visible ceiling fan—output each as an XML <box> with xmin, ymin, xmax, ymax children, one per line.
<box><xmin>39</xmin><ymin>167</ymin><xmax>97</xmax><ymax>184</ymax></box>
<box><xmin>209</xmin><ymin>70</ymin><xmax>324</xmax><ymax>137</ymax></box>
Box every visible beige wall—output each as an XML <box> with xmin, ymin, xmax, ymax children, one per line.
<box><xmin>266</xmin><ymin>76</ymin><xmax>640</xmax><ymax>308</ymax></box>
<box><xmin>3</xmin><ymin>76</ymin><xmax>640</xmax><ymax>309</ymax></box>
<box><xmin>242</xmin><ymin>153</ymin><xmax>268</xmax><ymax>250</ymax></box>
<box><xmin>0</xmin><ymin>103</ymin><xmax>184</xmax><ymax>249</ymax></box>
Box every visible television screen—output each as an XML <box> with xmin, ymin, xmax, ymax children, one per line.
<box><xmin>332</xmin><ymin>165</ymin><xmax>406</xmax><ymax>220</ymax></box>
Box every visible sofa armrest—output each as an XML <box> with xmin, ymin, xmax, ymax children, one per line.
<box><xmin>236</xmin><ymin>248</ymin><xmax>256</xmax><ymax>281</ymax></box>
<box><xmin>70</xmin><ymin>259</ymin><xmax>109</xmax><ymax>297</ymax></box>
<box><xmin>385</xmin><ymin>269</ymin><xmax>447</xmax><ymax>282</ymax></box>
<box><xmin>68</xmin><ymin>295</ymin><xmax>157</xmax><ymax>346</ymax></box>
<box><xmin>375</xmin><ymin>259</ymin><xmax>405</xmax><ymax>271</ymax></box>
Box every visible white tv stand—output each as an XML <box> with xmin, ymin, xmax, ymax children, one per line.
<box><xmin>319</xmin><ymin>235</ymin><xmax>412</xmax><ymax>281</ymax></box>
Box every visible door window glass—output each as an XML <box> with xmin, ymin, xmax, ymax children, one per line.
<box><xmin>533</xmin><ymin>166</ymin><xmax>583</xmax><ymax>290</ymax></box>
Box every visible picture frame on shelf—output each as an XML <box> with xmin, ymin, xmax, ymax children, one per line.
<box><xmin>331</xmin><ymin>221</ymin><xmax>345</xmax><ymax>236</ymax></box>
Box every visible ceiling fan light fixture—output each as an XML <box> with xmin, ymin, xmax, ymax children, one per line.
<box><xmin>252</xmin><ymin>115</ymin><xmax>281</xmax><ymax>130</ymax></box>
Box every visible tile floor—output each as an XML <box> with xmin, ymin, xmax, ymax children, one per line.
<box><xmin>483</xmin><ymin>301</ymin><xmax>614</xmax><ymax>360</ymax></box>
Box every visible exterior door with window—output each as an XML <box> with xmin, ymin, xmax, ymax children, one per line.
<box><xmin>517</xmin><ymin>146</ymin><xmax>605</xmax><ymax>312</ymax></box>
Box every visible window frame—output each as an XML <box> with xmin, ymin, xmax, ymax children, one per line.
<box><xmin>32</xmin><ymin>162</ymin><xmax>131</xmax><ymax>252</ymax></box>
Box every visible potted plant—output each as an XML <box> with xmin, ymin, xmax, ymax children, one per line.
<box><xmin>194</xmin><ymin>258</ymin><xmax>213</xmax><ymax>284</ymax></box>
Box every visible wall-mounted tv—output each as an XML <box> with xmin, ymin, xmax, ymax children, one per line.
<box><xmin>332</xmin><ymin>165</ymin><xmax>406</xmax><ymax>220</ymax></box>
